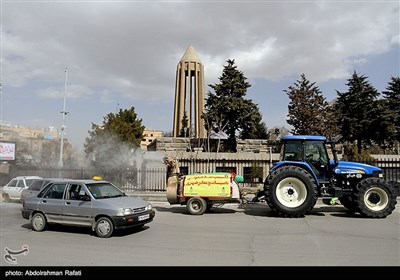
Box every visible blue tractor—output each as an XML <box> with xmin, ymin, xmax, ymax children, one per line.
<box><xmin>261</xmin><ymin>135</ymin><xmax>398</xmax><ymax>218</ymax></box>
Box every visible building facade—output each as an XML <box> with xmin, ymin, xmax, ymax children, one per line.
<box><xmin>141</xmin><ymin>129</ymin><xmax>163</xmax><ymax>151</ymax></box>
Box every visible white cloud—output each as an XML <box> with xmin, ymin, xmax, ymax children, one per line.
<box><xmin>4</xmin><ymin>2</ymin><xmax>399</xmax><ymax>92</ymax></box>
<box><xmin>1</xmin><ymin>1</ymin><xmax>399</xmax><ymax>148</ymax></box>
<box><xmin>37</xmin><ymin>83</ymin><xmax>94</xmax><ymax>100</ymax></box>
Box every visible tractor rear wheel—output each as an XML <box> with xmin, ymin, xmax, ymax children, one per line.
<box><xmin>265</xmin><ymin>165</ymin><xmax>318</xmax><ymax>217</ymax></box>
<box><xmin>354</xmin><ymin>178</ymin><xmax>397</xmax><ymax>218</ymax></box>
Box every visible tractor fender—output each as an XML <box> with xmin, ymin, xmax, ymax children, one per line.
<box><xmin>268</xmin><ymin>161</ymin><xmax>319</xmax><ymax>186</ymax></box>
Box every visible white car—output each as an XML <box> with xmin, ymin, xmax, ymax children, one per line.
<box><xmin>2</xmin><ymin>176</ymin><xmax>42</xmax><ymax>202</ymax></box>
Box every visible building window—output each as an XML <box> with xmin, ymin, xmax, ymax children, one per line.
<box><xmin>180</xmin><ymin>166</ymin><xmax>189</xmax><ymax>176</ymax></box>
<box><xmin>243</xmin><ymin>166</ymin><xmax>263</xmax><ymax>183</ymax></box>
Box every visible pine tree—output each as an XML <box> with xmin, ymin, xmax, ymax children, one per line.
<box><xmin>285</xmin><ymin>73</ymin><xmax>332</xmax><ymax>136</ymax></box>
<box><xmin>369</xmin><ymin>99</ymin><xmax>396</xmax><ymax>147</ymax></box>
<box><xmin>241</xmin><ymin>121</ymin><xmax>269</xmax><ymax>139</ymax></box>
<box><xmin>179</xmin><ymin>111</ymin><xmax>190</xmax><ymax>137</ymax></box>
<box><xmin>336</xmin><ymin>71</ymin><xmax>380</xmax><ymax>153</ymax></box>
<box><xmin>202</xmin><ymin>59</ymin><xmax>267</xmax><ymax>152</ymax></box>
<box><xmin>382</xmin><ymin>76</ymin><xmax>400</xmax><ymax>143</ymax></box>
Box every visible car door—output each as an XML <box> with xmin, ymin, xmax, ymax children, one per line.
<box><xmin>38</xmin><ymin>183</ymin><xmax>67</xmax><ymax>224</ymax></box>
<box><xmin>12</xmin><ymin>179</ymin><xmax>26</xmax><ymax>200</ymax></box>
<box><xmin>3</xmin><ymin>179</ymin><xmax>18</xmax><ymax>200</ymax></box>
<box><xmin>62</xmin><ymin>183</ymin><xmax>93</xmax><ymax>226</ymax></box>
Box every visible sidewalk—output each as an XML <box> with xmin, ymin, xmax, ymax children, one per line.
<box><xmin>126</xmin><ymin>191</ymin><xmax>168</xmax><ymax>202</ymax></box>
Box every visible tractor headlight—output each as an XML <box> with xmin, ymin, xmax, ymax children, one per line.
<box><xmin>373</xmin><ymin>171</ymin><xmax>384</xmax><ymax>178</ymax></box>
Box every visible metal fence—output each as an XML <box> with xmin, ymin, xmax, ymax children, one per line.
<box><xmin>3</xmin><ymin>156</ymin><xmax>399</xmax><ymax>192</ymax></box>
<box><xmin>376</xmin><ymin>158</ymin><xmax>400</xmax><ymax>182</ymax></box>
<box><xmin>4</xmin><ymin>166</ymin><xmax>167</xmax><ymax>192</ymax></box>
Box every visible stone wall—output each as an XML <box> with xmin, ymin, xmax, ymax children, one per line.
<box><xmin>148</xmin><ymin>137</ymin><xmax>275</xmax><ymax>153</ymax></box>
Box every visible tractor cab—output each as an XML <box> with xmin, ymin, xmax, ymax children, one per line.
<box><xmin>279</xmin><ymin>135</ymin><xmax>336</xmax><ymax>183</ymax></box>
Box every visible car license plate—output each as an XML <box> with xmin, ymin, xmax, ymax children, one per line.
<box><xmin>138</xmin><ymin>214</ymin><xmax>150</xmax><ymax>221</ymax></box>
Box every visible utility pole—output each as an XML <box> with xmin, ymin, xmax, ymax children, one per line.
<box><xmin>58</xmin><ymin>67</ymin><xmax>69</xmax><ymax>169</ymax></box>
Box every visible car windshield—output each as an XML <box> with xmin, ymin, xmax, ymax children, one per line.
<box><xmin>86</xmin><ymin>182</ymin><xmax>125</xmax><ymax>199</ymax></box>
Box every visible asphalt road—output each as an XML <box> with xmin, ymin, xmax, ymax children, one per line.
<box><xmin>0</xmin><ymin>199</ymin><xmax>399</xmax><ymax>267</ymax></box>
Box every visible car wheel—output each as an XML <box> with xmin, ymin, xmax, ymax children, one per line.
<box><xmin>2</xmin><ymin>193</ymin><xmax>10</xmax><ymax>203</ymax></box>
<box><xmin>95</xmin><ymin>217</ymin><xmax>114</xmax><ymax>238</ymax></box>
<box><xmin>31</xmin><ymin>212</ymin><xmax>47</xmax><ymax>232</ymax></box>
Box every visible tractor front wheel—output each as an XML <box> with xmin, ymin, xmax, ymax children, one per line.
<box><xmin>354</xmin><ymin>178</ymin><xmax>397</xmax><ymax>218</ymax></box>
<box><xmin>388</xmin><ymin>181</ymin><xmax>400</xmax><ymax>197</ymax></box>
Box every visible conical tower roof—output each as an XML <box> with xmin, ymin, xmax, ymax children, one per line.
<box><xmin>180</xmin><ymin>45</ymin><xmax>202</xmax><ymax>63</ymax></box>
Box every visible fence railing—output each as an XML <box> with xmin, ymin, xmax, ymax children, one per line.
<box><xmin>5</xmin><ymin>166</ymin><xmax>167</xmax><ymax>192</ymax></box>
<box><xmin>376</xmin><ymin>158</ymin><xmax>400</xmax><ymax>182</ymax></box>
<box><xmin>3</xmin><ymin>156</ymin><xmax>399</xmax><ymax>192</ymax></box>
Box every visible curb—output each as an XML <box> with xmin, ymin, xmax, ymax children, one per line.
<box><xmin>126</xmin><ymin>191</ymin><xmax>167</xmax><ymax>202</ymax></box>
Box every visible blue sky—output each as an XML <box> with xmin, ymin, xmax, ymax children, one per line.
<box><xmin>1</xmin><ymin>0</ymin><xmax>399</xmax><ymax>152</ymax></box>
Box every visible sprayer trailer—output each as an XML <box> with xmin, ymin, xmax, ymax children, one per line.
<box><xmin>258</xmin><ymin>135</ymin><xmax>398</xmax><ymax>218</ymax></box>
<box><xmin>166</xmin><ymin>171</ymin><xmax>244</xmax><ymax>215</ymax></box>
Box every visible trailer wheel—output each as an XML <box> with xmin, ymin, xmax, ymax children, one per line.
<box><xmin>265</xmin><ymin>165</ymin><xmax>318</xmax><ymax>217</ymax></box>
<box><xmin>354</xmin><ymin>178</ymin><xmax>397</xmax><ymax>218</ymax></box>
<box><xmin>187</xmin><ymin>197</ymin><xmax>207</xmax><ymax>215</ymax></box>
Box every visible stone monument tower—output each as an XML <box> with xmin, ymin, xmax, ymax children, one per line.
<box><xmin>173</xmin><ymin>45</ymin><xmax>206</xmax><ymax>138</ymax></box>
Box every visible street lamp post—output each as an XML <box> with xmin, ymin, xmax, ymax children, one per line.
<box><xmin>59</xmin><ymin>67</ymin><xmax>69</xmax><ymax>168</ymax></box>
